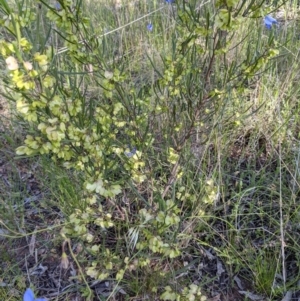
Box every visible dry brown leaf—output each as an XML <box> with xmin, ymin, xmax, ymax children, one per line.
<box><xmin>28</xmin><ymin>228</ymin><xmax>37</xmax><ymax>256</ymax></box>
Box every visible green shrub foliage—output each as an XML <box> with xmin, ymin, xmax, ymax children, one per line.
<box><xmin>0</xmin><ymin>0</ymin><xmax>282</xmax><ymax>299</ymax></box>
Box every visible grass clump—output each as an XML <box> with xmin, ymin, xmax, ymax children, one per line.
<box><xmin>1</xmin><ymin>0</ymin><xmax>300</xmax><ymax>300</ymax></box>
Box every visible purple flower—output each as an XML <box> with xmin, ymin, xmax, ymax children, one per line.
<box><xmin>54</xmin><ymin>2</ymin><xmax>62</xmax><ymax>10</ymax></box>
<box><xmin>147</xmin><ymin>23</ymin><xmax>153</xmax><ymax>32</ymax></box>
<box><xmin>23</xmin><ymin>288</ymin><xmax>46</xmax><ymax>301</ymax></box>
<box><xmin>125</xmin><ymin>146</ymin><xmax>137</xmax><ymax>158</ymax></box>
<box><xmin>264</xmin><ymin>15</ymin><xmax>278</xmax><ymax>29</ymax></box>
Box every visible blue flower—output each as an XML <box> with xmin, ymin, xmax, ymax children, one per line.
<box><xmin>264</xmin><ymin>15</ymin><xmax>278</xmax><ymax>29</ymax></box>
<box><xmin>147</xmin><ymin>23</ymin><xmax>153</xmax><ymax>32</ymax></box>
<box><xmin>124</xmin><ymin>146</ymin><xmax>137</xmax><ymax>158</ymax></box>
<box><xmin>54</xmin><ymin>1</ymin><xmax>62</xmax><ymax>10</ymax></box>
<box><xmin>165</xmin><ymin>0</ymin><xmax>175</xmax><ymax>3</ymax></box>
<box><xmin>23</xmin><ymin>288</ymin><xmax>46</xmax><ymax>301</ymax></box>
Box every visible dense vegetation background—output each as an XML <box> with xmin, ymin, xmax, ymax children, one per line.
<box><xmin>1</xmin><ymin>0</ymin><xmax>300</xmax><ymax>300</ymax></box>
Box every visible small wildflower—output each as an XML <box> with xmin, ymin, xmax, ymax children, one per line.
<box><xmin>165</xmin><ymin>0</ymin><xmax>175</xmax><ymax>3</ymax></box>
<box><xmin>23</xmin><ymin>288</ymin><xmax>46</xmax><ymax>301</ymax></box>
<box><xmin>124</xmin><ymin>146</ymin><xmax>137</xmax><ymax>158</ymax></box>
<box><xmin>147</xmin><ymin>23</ymin><xmax>153</xmax><ymax>32</ymax></box>
<box><xmin>264</xmin><ymin>15</ymin><xmax>278</xmax><ymax>29</ymax></box>
<box><xmin>54</xmin><ymin>1</ymin><xmax>62</xmax><ymax>10</ymax></box>
<box><xmin>23</xmin><ymin>61</ymin><xmax>33</xmax><ymax>71</ymax></box>
<box><xmin>5</xmin><ymin>56</ymin><xmax>19</xmax><ymax>70</ymax></box>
